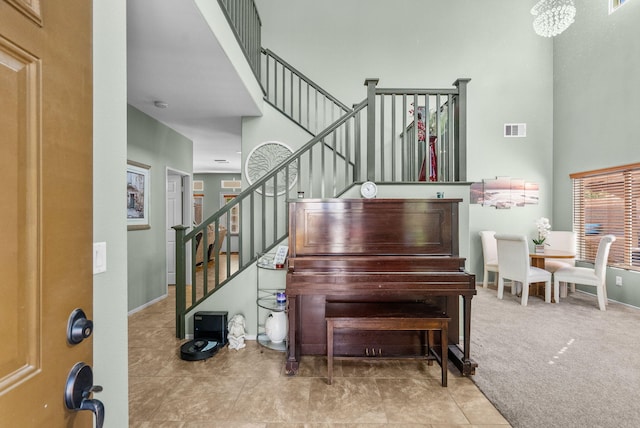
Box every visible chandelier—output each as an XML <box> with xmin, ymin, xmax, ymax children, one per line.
<box><xmin>531</xmin><ymin>0</ymin><xmax>576</xmax><ymax>37</ymax></box>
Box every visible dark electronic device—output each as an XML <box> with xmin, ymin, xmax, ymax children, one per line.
<box><xmin>194</xmin><ymin>311</ymin><xmax>228</xmax><ymax>344</ymax></box>
<box><xmin>179</xmin><ymin>311</ymin><xmax>228</xmax><ymax>361</ymax></box>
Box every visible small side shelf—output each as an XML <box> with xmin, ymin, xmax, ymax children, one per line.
<box><xmin>256</xmin><ymin>254</ymin><xmax>288</xmax><ymax>352</ymax></box>
<box><xmin>257</xmin><ymin>291</ymin><xmax>287</xmax><ymax>312</ymax></box>
<box><xmin>257</xmin><ymin>332</ymin><xmax>287</xmax><ymax>352</ymax></box>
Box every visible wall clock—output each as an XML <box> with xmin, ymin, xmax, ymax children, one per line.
<box><xmin>244</xmin><ymin>141</ymin><xmax>298</xmax><ymax>196</ymax></box>
<box><xmin>360</xmin><ymin>181</ymin><xmax>378</xmax><ymax>199</ymax></box>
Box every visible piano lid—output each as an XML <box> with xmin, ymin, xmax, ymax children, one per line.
<box><xmin>288</xmin><ymin>199</ymin><xmax>462</xmax><ymax>258</ymax></box>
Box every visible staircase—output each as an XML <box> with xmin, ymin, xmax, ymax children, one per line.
<box><xmin>172</xmin><ymin>1</ymin><xmax>470</xmax><ymax>338</ymax></box>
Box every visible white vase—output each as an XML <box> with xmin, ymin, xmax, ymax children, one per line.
<box><xmin>265</xmin><ymin>311</ymin><xmax>288</xmax><ymax>343</ymax></box>
<box><xmin>535</xmin><ymin>244</ymin><xmax>545</xmax><ymax>254</ymax></box>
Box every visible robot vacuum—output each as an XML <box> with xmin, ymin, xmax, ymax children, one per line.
<box><xmin>179</xmin><ymin>311</ymin><xmax>228</xmax><ymax>361</ymax></box>
<box><xmin>179</xmin><ymin>338</ymin><xmax>219</xmax><ymax>361</ymax></box>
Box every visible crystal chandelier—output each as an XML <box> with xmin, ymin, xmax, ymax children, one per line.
<box><xmin>531</xmin><ymin>0</ymin><xmax>576</xmax><ymax>37</ymax></box>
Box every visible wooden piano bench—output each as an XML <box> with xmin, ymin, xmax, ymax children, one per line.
<box><xmin>325</xmin><ymin>302</ymin><xmax>450</xmax><ymax>387</ymax></box>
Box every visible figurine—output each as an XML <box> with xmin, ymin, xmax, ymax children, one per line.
<box><xmin>227</xmin><ymin>313</ymin><xmax>246</xmax><ymax>350</ymax></box>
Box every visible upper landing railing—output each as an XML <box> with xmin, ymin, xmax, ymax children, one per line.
<box><xmin>261</xmin><ymin>48</ymin><xmax>352</xmax><ymax>136</ymax></box>
<box><xmin>173</xmin><ymin>77</ymin><xmax>470</xmax><ymax>338</ymax></box>
<box><xmin>218</xmin><ymin>0</ymin><xmax>262</xmax><ymax>81</ymax></box>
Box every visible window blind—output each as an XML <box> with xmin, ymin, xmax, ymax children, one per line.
<box><xmin>571</xmin><ymin>163</ymin><xmax>640</xmax><ymax>270</ymax></box>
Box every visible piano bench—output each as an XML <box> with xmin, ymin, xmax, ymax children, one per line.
<box><xmin>325</xmin><ymin>302</ymin><xmax>450</xmax><ymax>387</ymax></box>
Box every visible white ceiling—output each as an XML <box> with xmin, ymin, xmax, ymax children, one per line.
<box><xmin>127</xmin><ymin>1</ymin><xmax>261</xmax><ymax>174</ymax></box>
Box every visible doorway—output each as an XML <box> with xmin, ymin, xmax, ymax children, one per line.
<box><xmin>166</xmin><ymin>168</ymin><xmax>192</xmax><ymax>286</ymax></box>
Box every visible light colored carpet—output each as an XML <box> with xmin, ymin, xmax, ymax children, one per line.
<box><xmin>471</xmin><ymin>285</ymin><xmax>640</xmax><ymax>428</ymax></box>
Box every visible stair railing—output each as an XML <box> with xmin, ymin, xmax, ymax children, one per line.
<box><xmin>261</xmin><ymin>48</ymin><xmax>352</xmax><ymax>136</ymax></box>
<box><xmin>173</xmin><ymin>78</ymin><xmax>470</xmax><ymax>338</ymax></box>
<box><xmin>218</xmin><ymin>0</ymin><xmax>262</xmax><ymax>81</ymax></box>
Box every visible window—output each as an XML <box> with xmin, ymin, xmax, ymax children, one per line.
<box><xmin>193</xmin><ymin>194</ymin><xmax>204</xmax><ymax>225</ymax></box>
<box><xmin>222</xmin><ymin>193</ymin><xmax>240</xmax><ymax>235</ymax></box>
<box><xmin>571</xmin><ymin>163</ymin><xmax>640</xmax><ymax>270</ymax></box>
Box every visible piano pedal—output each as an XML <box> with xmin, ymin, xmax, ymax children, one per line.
<box><xmin>364</xmin><ymin>348</ymin><xmax>383</xmax><ymax>357</ymax></box>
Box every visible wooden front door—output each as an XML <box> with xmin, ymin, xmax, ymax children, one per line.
<box><xmin>0</xmin><ymin>1</ymin><xmax>94</xmax><ymax>426</ymax></box>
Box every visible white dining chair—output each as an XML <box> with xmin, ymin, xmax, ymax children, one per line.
<box><xmin>544</xmin><ymin>231</ymin><xmax>576</xmax><ymax>273</ymax></box>
<box><xmin>479</xmin><ymin>231</ymin><xmax>499</xmax><ymax>288</ymax></box>
<box><xmin>495</xmin><ymin>234</ymin><xmax>552</xmax><ymax>306</ymax></box>
<box><xmin>544</xmin><ymin>230</ymin><xmax>577</xmax><ymax>296</ymax></box>
<box><xmin>553</xmin><ymin>235</ymin><xmax>616</xmax><ymax>311</ymax></box>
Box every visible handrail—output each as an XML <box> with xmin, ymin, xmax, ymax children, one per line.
<box><xmin>173</xmin><ymin>75</ymin><xmax>470</xmax><ymax>339</ymax></box>
<box><xmin>262</xmin><ymin>48</ymin><xmax>351</xmax><ymax>112</ymax></box>
<box><xmin>261</xmin><ymin>48</ymin><xmax>351</xmax><ymax>136</ymax></box>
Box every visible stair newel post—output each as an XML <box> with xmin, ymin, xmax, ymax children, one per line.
<box><xmin>453</xmin><ymin>78</ymin><xmax>471</xmax><ymax>182</ymax></box>
<box><xmin>172</xmin><ymin>225</ymin><xmax>188</xmax><ymax>339</ymax></box>
<box><xmin>364</xmin><ymin>78</ymin><xmax>379</xmax><ymax>182</ymax></box>
<box><xmin>352</xmin><ymin>103</ymin><xmax>360</xmax><ymax>183</ymax></box>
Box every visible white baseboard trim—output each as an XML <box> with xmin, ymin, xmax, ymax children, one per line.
<box><xmin>574</xmin><ymin>289</ymin><xmax>640</xmax><ymax>310</ymax></box>
<box><xmin>128</xmin><ymin>293</ymin><xmax>168</xmax><ymax>316</ymax></box>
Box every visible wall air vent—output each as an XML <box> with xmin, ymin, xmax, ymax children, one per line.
<box><xmin>221</xmin><ymin>180</ymin><xmax>242</xmax><ymax>189</ymax></box>
<box><xmin>504</xmin><ymin>123</ymin><xmax>527</xmax><ymax>137</ymax></box>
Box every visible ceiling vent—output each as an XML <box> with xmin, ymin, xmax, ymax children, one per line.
<box><xmin>504</xmin><ymin>123</ymin><xmax>526</xmax><ymax>137</ymax></box>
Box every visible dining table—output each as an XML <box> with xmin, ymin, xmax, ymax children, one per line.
<box><xmin>529</xmin><ymin>249</ymin><xmax>575</xmax><ymax>300</ymax></box>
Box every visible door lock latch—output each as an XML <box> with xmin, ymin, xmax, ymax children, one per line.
<box><xmin>67</xmin><ymin>308</ymin><xmax>93</xmax><ymax>344</ymax></box>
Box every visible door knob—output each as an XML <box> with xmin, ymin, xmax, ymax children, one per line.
<box><xmin>64</xmin><ymin>362</ymin><xmax>105</xmax><ymax>428</ymax></box>
<box><xmin>67</xmin><ymin>308</ymin><xmax>93</xmax><ymax>344</ymax></box>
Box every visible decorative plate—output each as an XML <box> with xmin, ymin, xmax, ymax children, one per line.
<box><xmin>244</xmin><ymin>141</ymin><xmax>298</xmax><ymax>196</ymax></box>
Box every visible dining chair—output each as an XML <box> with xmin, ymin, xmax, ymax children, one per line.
<box><xmin>195</xmin><ymin>225</ymin><xmax>227</xmax><ymax>265</ymax></box>
<box><xmin>495</xmin><ymin>234</ymin><xmax>552</xmax><ymax>306</ymax></box>
<box><xmin>553</xmin><ymin>234</ymin><xmax>616</xmax><ymax>311</ymax></box>
<box><xmin>544</xmin><ymin>230</ymin><xmax>577</xmax><ymax>296</ymax></box>
<box><xmin>479</xmin><ymin>231</ymin><xmax>499</xmax><ymax>288</ymax></box>
<box><xmin>544</xmin><ymin>231</ymin><xmax>576</xmax><ymax>273</ymax></box>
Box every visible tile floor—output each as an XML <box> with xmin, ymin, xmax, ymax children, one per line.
<box><xmin>128</xmin><ymin>288</ymin><xmax>511</xmax><ymax>427</ymax></box>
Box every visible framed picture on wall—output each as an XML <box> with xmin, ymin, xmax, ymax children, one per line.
<box><xmin>127</xmin><ymin>160</ymin><xmax>151</xmax><ymax>230</ymax></box>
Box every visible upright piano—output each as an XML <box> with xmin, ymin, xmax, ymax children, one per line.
<box><xmin>285</xmin><ymin>198</ymin><xmax>477</xmax><ymax>376</ymax></box>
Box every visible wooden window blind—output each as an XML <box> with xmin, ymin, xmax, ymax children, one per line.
<box><xmin>571</xmin><ymin>163</ymin><xmax>640</xmax><ymax>270</ymax></box>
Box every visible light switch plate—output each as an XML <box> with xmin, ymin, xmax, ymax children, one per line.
<box><xmin>504</xmin><ymin>123</ymin><xmax>526</xmax><ymax>137</ymax></box>
<box><xmin>93</xmin><ymin>242</ymin><xmax>107</xmax><ymax>274</ymax></box>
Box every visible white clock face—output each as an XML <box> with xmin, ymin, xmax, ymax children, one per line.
<box><xmin>360</xmin><ymin>181</ymin><xmax>377</xmax><ymax>198</ymax></box>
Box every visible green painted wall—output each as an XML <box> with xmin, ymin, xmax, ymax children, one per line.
<box><xmin>93</xmin><ymin>0</ymin><xmax>129</xmax><ymax>425</ymax></box>
<box><xmin>193</xmin><ymin>173</ymin><xmax>242</xmax><ymax>219</ymax></box>
<box><xmin>127</xmin><ymin>105</ymin><xmax>193</xmax><ymax>311</ymax></box>
<box><xmin>553</xmin><ymin>0</ymin><xmax>640</xmax><ymax>306</ymax></box>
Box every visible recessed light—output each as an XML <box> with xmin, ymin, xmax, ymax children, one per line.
<box><xmin>154</xmin><ymin>100</ymin><xmax>168</xmax><ymax>109</ymax></box>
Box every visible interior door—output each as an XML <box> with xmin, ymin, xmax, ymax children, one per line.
<box><xmin>0</xmin><ymin>1</ymin><xmax>94</xmax><ymax>427</ymax></box>
<box><xmin>166</xmin><ymin>173</ymin><xmax>183</xmax><ymax>284</ymax></box>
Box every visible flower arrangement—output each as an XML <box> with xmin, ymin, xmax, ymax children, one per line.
<box><xmin>533</xmin><ymin>217</ymin><xmax>551</xmax><ymax>245</ymax></box>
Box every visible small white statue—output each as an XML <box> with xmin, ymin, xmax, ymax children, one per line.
<box><xmin>227</xmin><ymin>313</ymin><xmax>246</xmax><ymax>350</ymax></box>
